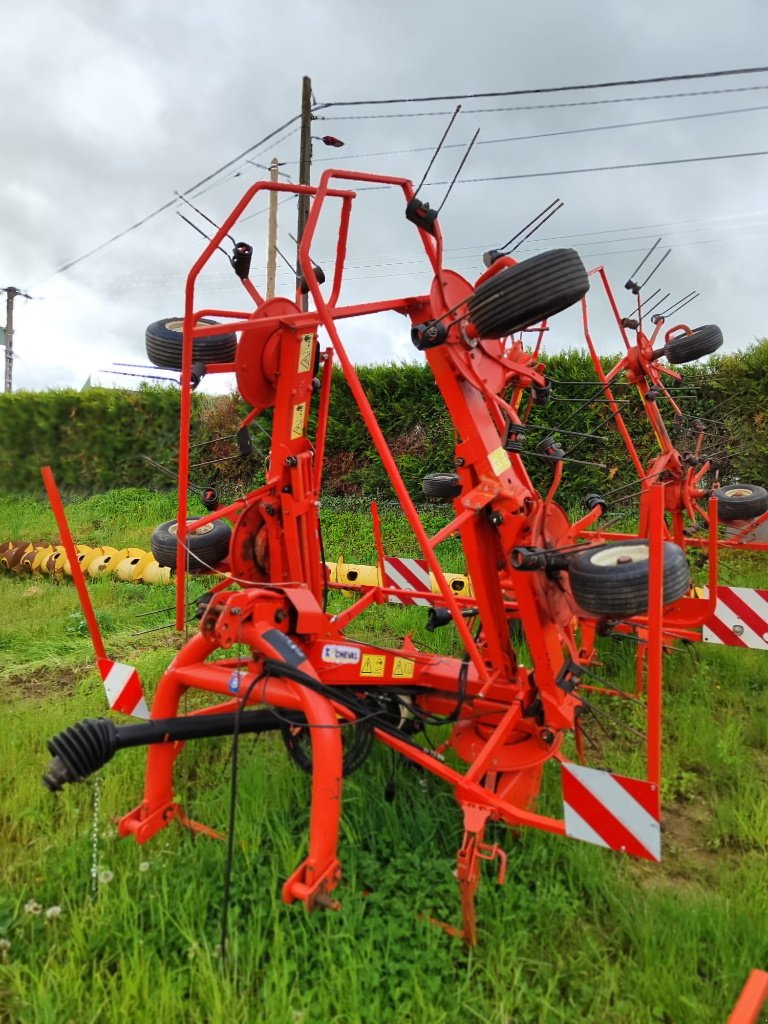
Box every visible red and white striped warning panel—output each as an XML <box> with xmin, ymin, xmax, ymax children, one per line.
<box><xmin>384</xmin><ymin>557</ymin><xmax>432</xmax><ymax>606</ymax></box>
<box><xmin>97</xmin><ymin>658</ymin><xmax>149</xmax><ymax>719</ymax></box>
<box><xmin>701</xmin><ymin>586</ymin><xmax>768</xmax><ymax>651</ymax></box>
<box><xmin>561</xmin><ymin>762</ymin><xmax>661</xmax><ymax>862</ymax></box>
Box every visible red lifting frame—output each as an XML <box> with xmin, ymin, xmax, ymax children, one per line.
<box><xmin>117</xmin><ymin>169</ymin><xmax>674</xmax><ymax>940</ymax></box>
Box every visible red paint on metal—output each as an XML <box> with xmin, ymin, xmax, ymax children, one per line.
<box><xmin>728</xmin><ymin>970</ymin><xmax>768</xmax><ymax>1024</ymax></box>
<box><xmin>41</xmin><ymin>466</ymin><xmax>107</xmax><ymax>662</ymax></box>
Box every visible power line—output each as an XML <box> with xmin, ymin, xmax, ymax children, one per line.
<box><xmin>78</xmin><ymin>224</ymin><xmax>768</xmax><ymax>298</ymax></box>
<box><xmin>310</xmin><ymin>103</ymin><xmax>768</xmax><ymax>165</ymax></box>
<box><xmin>318</xmin><ymin>84</ymin><xmax>768</xmax><ymax>120</ymax></box>
<box><xmin>34</xmin><ymin>67</ymin><xmax>768</xmax><ymax>287</ymax></box>
<box><xmin>54</xmin><ymin>204</ymin><xmax>768</xmax><ymax>295</ymax></box>
<box><xmin>37</xmin><ymin>114</ymin><xmax>302</xmax><ymax>284</ymax></box>
<box><xmin>392</xmin><ymin>149</ymin><xmax>768</xmax><ymax>188</ymax></box>
<box><xmin>317</xmin><ymin>65</ymin><xmax>768</xmax><ymax>109</ymax></box>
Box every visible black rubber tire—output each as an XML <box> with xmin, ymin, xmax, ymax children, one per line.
<box><xmin>150</xmin><ymin>517</ymin><xmax>231</xmax><ymax>572</ymax></box>
<box><xmin>467</xmin><ymin>249</ymin><xmax>589</xmax><ymax>339</ymax></box>
<box><xmin>422</xmin><ymin>472</ymin><xmax>462</xmax><ymax>500</ymax></box>
<box><xmin>568</xmin><ymin>540</ymin><xmax>690</xmax><ymax>618</ymax></box>
<box><xmin>712</xmin><ymin>483</ymin><xmax>768</xmax><ymax>521</ymax></box>
<box><xmin>145</xmin><ymin>317</ymin><xmax>238</xmax><ymax>370</ymax></box>
<box><xmin>281</xmin><ymin>716</ymin><xmax>374</xmax><ymax>777</ymax></box>
<box><xmin>663</xmin><ymin>325</ymin><xmax>723</xmax><ymax>364</ymax></box>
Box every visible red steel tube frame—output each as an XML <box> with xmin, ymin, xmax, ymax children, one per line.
<box><xmin>109</xmin><ymin>167</ymin><xmax>684</xmax><ymax>938</ymax></box>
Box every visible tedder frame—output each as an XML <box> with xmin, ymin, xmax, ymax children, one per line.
<box><xmin>43</xmin><ymin>169</ymin><xmax>702</xmax><ymax>942</ymax></box>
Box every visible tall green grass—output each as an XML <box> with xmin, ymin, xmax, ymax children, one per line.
<box><xmin>1</xmin><ymin>490</ymin><xmax>767</xmax><ymax>1023</ymax></box>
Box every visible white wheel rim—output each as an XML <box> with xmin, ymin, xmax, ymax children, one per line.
<box><xmin>168</xmin><ymin>521</ymin><xmax>215</xmax><ymax>538</ymax></box>
<box><xmin>589</xmin><ymin>544</ymin><xmax>649</xmax><ymax>567</ymax></box>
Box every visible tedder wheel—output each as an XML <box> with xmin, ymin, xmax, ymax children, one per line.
<box><xmin>145</xmin><ymin>317</ymin><xmax>238</xmax><ymax>370</ymax></box>
<box><xmin>663</xmin><ymin>325</ymin><xmax>723</xmax><ymax>364</ymax></box>
<box><xmin>150</xmin><ymin>517</ymin><xmax>231</xmax><ymax>572</ymax></box>
<box><xmin>281</xmin><ymin>715</ymin><xmax>374</xmax><ymax>777</ymax></box>
<box><xmin>712</xmin><ymin>483</ymin><xmax>768</xmax><ymax>521</ymax></box>
<box><xmin>422</xmin><ymin>472</ymin><xmax>462</xmax><ymax>500</ymax></box>
<box><xmin>466</xmin><ymin>248</ymin><xmax>589</xmax><ymax>339</ymax></box>
<box><xmin>567</xmin><ymin>540</ymin><xmax>690</xmax><ymax>619</ymax></box>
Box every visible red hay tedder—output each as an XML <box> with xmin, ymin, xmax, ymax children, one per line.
<box><xmin>44</xmin><ymin>169</ymin><xmax>713</xmax><ymax>943</ymax></box>
<box><xmin>579</xmin><ymin>265</ymin><xmax>768</xmax><ymax>553</ymax></box>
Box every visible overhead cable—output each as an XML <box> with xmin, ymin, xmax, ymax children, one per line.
<box><xmin>310</xmin><ymin>103</ymin><xmax>768</xmax><ymax>165</ymax></box>
<box><xmin>38</xmin><ymin>114</ymin><xmax>302</xmax><ymax>283</ymax></box>
<box><xmin>318</xmin><ymin>84</ymin><xmax>768</xmax><ymax>120</ymax></box>
<box><xmin>317</xmin><ymin>65</ymin><xmax>768</xmax><ymax>109</ymax></box>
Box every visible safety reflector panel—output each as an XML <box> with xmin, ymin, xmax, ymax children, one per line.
<box><xmin>562</xmin><ymin>762</ymin><xmax>660</xmax><ymax>862</ymax></box>
<box><xmin>97</xmin><ymin>658</ymin><xmax>149</xmax><ymax>719</ymax></box>
<box><xmin>384</xmin><ymin>557</ymin><xmax>432</xmax><ymax>606</ymax></box>
<box><xmin>702</xmin><ymin>586</ymin><xmax>768</xmax><ymax>650</ymax></box>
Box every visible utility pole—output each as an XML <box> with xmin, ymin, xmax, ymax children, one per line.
<box><xmin>1</xmin><ymin>286</ymin><xmax>31</xmax><ymax>394</ymax></box>
<box><xmin>296</xmin><ymin>75</ymin><xmax>313</xmax><ymax>312</ymax></box>
<box><xmin>265</xmin><ymin>157</ymin><xmax>280</xmax><ymax>300</ymax></box>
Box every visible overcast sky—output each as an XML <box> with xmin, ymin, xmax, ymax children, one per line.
<box><xmin>2</xmin><ymin>0</ymin><xmax>768</xmax><ymax>394</ymax></box>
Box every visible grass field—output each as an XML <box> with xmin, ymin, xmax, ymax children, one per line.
<box><xmin>1</xmin><ymin>490</ymin><xmax>767</xmax><ymax>1024</ymax></box>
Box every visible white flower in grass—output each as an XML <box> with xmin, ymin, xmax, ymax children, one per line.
<box><xmin>98</xmin><ymin>869</ymin><xmax>114</xmax><ymax>885</ymax></box>
<box><xmin>24</xmin><ymin>900</ymin><xmax>42</xmax><ymax>915</ymax></box>
<box><xmin>138</xmin><ymin>861</ymin><xmax>150</xmax><ymax>873</ymax></box>
<box><xmin>45</xmin><ymin>906</ymin><xmax>62</xmax><ymax>921</ymax></box>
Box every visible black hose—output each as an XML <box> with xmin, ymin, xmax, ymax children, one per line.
<box><xmin>42</xmin><ymin>709</ymin><xmax>294</xmax><ymax>792</ymax></box>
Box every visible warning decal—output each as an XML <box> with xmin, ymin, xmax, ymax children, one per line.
<box><xmin>298</xmin><ymin>333</ymin><xmax>314</xmax><ymax>373</ymax></box>
<box><xmin>393</xmin><ymin>657</ymin><xmax>414</xmax><ymax>678</ymax></box>
<box><xmin>360</xmin><ymin>654</ymin><xmax>386</xmax><ymax>677</ymax></box>
<box><xmin>291</xmin><ymin>403</ymin><xmax>307</xmax><ymax>439</ymax></box>
<box><xmin>488</xmin><ymin>446</ymin><xmax>510</xmax><ymax>477</ymax></box>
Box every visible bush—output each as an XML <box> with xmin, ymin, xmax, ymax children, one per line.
<box><xmin>2</xmin><ymin>340</ymin><xmax>766</xmax><ymax>505</ymax></box>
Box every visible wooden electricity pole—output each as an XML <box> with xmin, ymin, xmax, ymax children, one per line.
<box><xmin>1</xmin><ymin>286</ymin><xmax>31</xmax><ymax>394</ymax></box>
<box><xmin>265</xmin><ymin>157</ymin><xmax>280</xmax><ymax>299</ymax></box>
<box><xmin>296</xmin><ymin>75</ymin><xmax>313</xmax><ymax>311</ymax></box>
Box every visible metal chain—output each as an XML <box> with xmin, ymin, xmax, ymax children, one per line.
<box><xmin>90</xmin><ymin>777</ymin><xmax>101</xmax><ymax>899</ymax></box>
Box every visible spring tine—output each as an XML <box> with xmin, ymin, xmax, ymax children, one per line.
<box><xmin>437</xmin><ymin>128</ymin><xmax>480</xmax><ymax>212</ymax></box>
<box><xmin>641</xmin><ymin>292</ymin><xmax>671</xmax><ymax>317</ymax></box>
<box><xmin>176</xmin><ymin>212</ymin><xmax>230</xmax><ymax>260</ymax></box>
<box><xmin>176</xmin><ymin>192</ymin><xmax>236</xmax><ymax>246</ymax></box>
<box><xmin>499</xmin><ymin>198</ymin><xmax>561</xmax><ymax>252</ymax></box>
<box><xmin>656</xmin><ymin>291</ymin><xmax>699</xmax><ymax>319</ymax></box>
<box><xmin>509</xmin><ymin>200</ymin><xmax>564</xmax><ymax>252</ymax></box>
<box><xmin>625</xmin><ymin>237</ymin><xmax>661</xmax><ymax>287</ymax></box>
<box><xmin>638</xmin><ymin>248</ymin><xmax>671</xmax><ymax>290</ymax></box>
<box><xmin>636</xmin><ymin>288</ymin><xmax>661</xmax><ymax>312</ymax></box>
<box><xmin>188</xmin><ymin>433</ymin><xmax>239</xmax><ymax>449</ymax></box>
<box><xmin>414</xmin><ymin>105</ymin><xmax>462</xmax><ymax>196</ymax></box>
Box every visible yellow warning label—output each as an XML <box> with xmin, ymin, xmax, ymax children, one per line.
<box><xmin>291</xmin><ymin>403</ymin><xmax>307</xmax><ymax>439</ymax></box>
<box><xmin>360</xmin><ymin>654</ymin><xmax>386</xmax><ymax>677</ymax></box>
<box><xmin>298</xmin><ymin>333</ymin><xmax>314</xmax><ymax>373</ymax></box>
<box><xmin>489</xmin><ymin>446</ymin><xmax>510</xmax><ymax>476</ymax></box>
<box><xmin>392</xmin><ymin>657</ymin><xmax>414</xmax><ymax>679</ymax></box>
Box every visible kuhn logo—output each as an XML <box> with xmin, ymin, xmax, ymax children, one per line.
<box><xmin>321</xmin><ymin>644</ymin><xmax>361</xmax><ymax>665</ymax></box>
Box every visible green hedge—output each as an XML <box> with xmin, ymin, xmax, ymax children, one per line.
<box><xmin>1</xmin><ymin>341</ymin><xmax>766</xmax><ymax>510</ymax></box>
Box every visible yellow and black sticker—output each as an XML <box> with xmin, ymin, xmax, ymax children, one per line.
<box><xmin>488</xmin><ymin>446</ymin><xmax>510</xmax><ymax>476</ymax></box>
<box><xmin>392</xmin><ymin>657</ymin><xmax>415</xmax><ymax>679</ymax></box>
<box><xmin>291</xmin><ymin>402</ymin><xmax>307</xmax><ymax>439</ymax></box>
<box><xmin>360</xmin><ymin>654</ymin><xmax>386</xmax><ymax>677</ymax></box>
<box><xmin>298</xmin><ymin>333</ymin><xmax>314</xmax><ymax>373</ymax></box>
